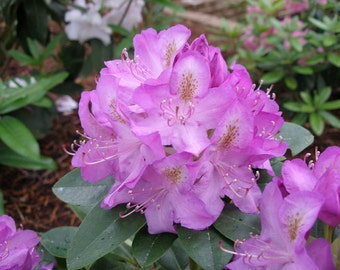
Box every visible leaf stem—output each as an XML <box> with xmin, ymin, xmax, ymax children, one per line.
<box><xmin>324</xmin><ymin>223</ymin><xmax>335</xmax><ymax>243</ymax></box>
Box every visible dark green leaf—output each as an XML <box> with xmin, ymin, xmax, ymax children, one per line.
<box><xmin>213</xmin><ymin>204</ymin><xmax>261</xmax><ymax>242</ymax></box>
<box><xmin>53</xmin><ymin>168</ymin><xmax>115</xmax><ymax>206</ymax></box>
<box><xmin>68</xmin><ymin>205</ymin><xmax>91</xmax><ymax>221</ymax></box>
<box><xmin>0</xmin><ymin>116</ymin><xmax>40</xmax><ymax>158</ymax></box>
<box><xmin>260</xmin><ymin>70</ymin><xmax>285</xmax><ymax>84</ymax></box>
<box><xmin>283</xmin><ymin>102</ymin><xmax>314</xmax><ymax>113</ymax></box>
<box><xmin>309</xmin><ymin>112</ymin><xmax>324</xmax><ymax>136</ymax></box>
<box><xmin>66</xmin><ymin>204</ymin><xmax>146</xmax><ymax>270</ymax></box>
<box><xmin>0</xmin><ymin>146</ymin><xmax>56</xmax><ymax>170</ymax></box>
<box><xmin>278</xmin><ymin>122</ymin><xmax>314</xmax><ymax>156</ymax></box>
<box><xmin>150</xmin><ymin>0</ymin><xmax>185</xmax><ymax>12</ymax></box>
<box><xmin>17</xmin><ymin>0</ymin><xmax>49</xmax><ymax>45</ymax></box>
<box><xmin>89</xmin><ymin>254</ymin><xmax>140</xmax><ymax>270</ymax></box>
<box><xmin>41</xmin><ymin>227</ymin><xmax>78</xmax><ymax>258</ymax></box>
<box><xmin>157</xmin><ymin>239</ymin><xmax>189</xmax><ymax>270</ymax></box>
<box><xmin>132</xmin><ymin>226</ymin><xmax>177</xmax><ymax>267</ymax></box>
<box><xmin>177</xmin><ymin>226</ymin><xmax>233</xmax><ymax>270</ymax></box>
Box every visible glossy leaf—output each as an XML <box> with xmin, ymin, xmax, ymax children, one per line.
<box><xmin>157</xmin><ymin>239</ymin><xmax>189</xmax><ymax>270</ymax></box>
<box><xmin>66</xmin><ymin>203</ymin><xmax>145</xmax><ymax>270</ymax></box>
<box><xmin>177</xmin><ymin>226</ymin><xmax>233</xmax><ymax>270</ymax></box>
<box><xmin>278</xmin><ymin>122</ymin><xmax>314</xmax><ymax>156</ymax></box>
<box><xmin>132</xmin><ymin>226</ymin><xmax>177</xmax><ymax>267</ymax></box>
<box><xmin>213</xmin><ymin>204</ymin><xmax>261</xmax><ymax>242</ymax></box>
<box><xmin>0</xmin><ymin>116</ymin><xmax>40</xmax><ymax>158</ymax></box>
<box><xmin>0</xmin><ymin>147</ymin><xmax>56</xmax><ymax>170</ymax></box>
<box><xmin>41</xmin><ymin>227</ymin><xmax>78</xmax><ymax>258</ymax></box>
<box><xmin>52</xmin><ymin>168</ymin><xmax>115</xmax><ymax>206</ymax></box>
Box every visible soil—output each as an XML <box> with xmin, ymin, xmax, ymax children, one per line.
<box><xmin>1</xmin><ymin>1</ymin><xmax>339</xmax><ymax>233</ymax></box>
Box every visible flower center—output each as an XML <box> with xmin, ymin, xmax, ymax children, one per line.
<box><xmin>287</xmin><ymin>212</ymin><xmax>303</xmax><ymax>242</ymax></box>
<box><xmin>218</xmin><ymin>121</ymin><xmax>240</xmax><ymax>149</ymax></box>
<box><xmin>163</xmin><ymin>167</ymin><xmax>182</xmax><ymax>185</ymax></box>
<box><xmin>165</xmin><ymin>40</ymin><xmax>177</xmax><ymax>67</ymax></box>
<box><xmin>179</xmin><ymin>71</ymin><xmax>198</xmax><ymax>102</ymax></box>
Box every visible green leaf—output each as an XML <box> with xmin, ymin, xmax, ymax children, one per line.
<box><xmin>283</xmin><ymin>102</ymin><xmax>314</xmax><ymax>113</ymax></box>
<box><xmin>305</xmin><ymin>54</ymin><xmax>324</xmax><ymax>65</ymax></box>
<box><xmin>177</xmin><ymin>226</ymin><xmax>233</xmax><ymax>270</ymax></box>
<box><xmin>53</xmin><ymin>168</ymin><xmax>115</xmax><ymax>206</ymax></box>
<box><xmin>316</xmin><ymin>87</ymin><xmax>331</xmax><ymax>106</ymax></box>
<box><xmin>300</xmin><ymin>91</ymin><xmax>313</xmax><ymax>106</ymax></box>
<box><xmin>0</xmin><ymin>72</ymin><xmax>68</xmax><ymax>114</ymax></box>
<box><xmin>27</xmin><ymin>38</ymin><xmax>41</xmax><ymax>59</ymax></box>
<box><xmin>66</xmin><ymin>204</ymin><xmax>146</xmax><ymax>270</ymax></box>
<box><xmin>278</xmin><ymin>122</ymin><xmax>314</xmax><ymax>156</ymax></box>
<box><xmin>0</xmin><ymin>116</ymin><xmax>40</xmax><ymax>158</ymax></box>
<box><xmin>42</xmin><ymin>34</ymin><xmax>63</xmax><ymax>59</ymax></box>
<box><xmin>322</xmin><ymin>35</ymin><xmax>337</xmax><ymax>47</ymax></box>
<box><xmin>288</xmin><ymin>36</ymin><xmax>303</xmax><ymax>52</ymax></box>
<box><xmin>157</xmin><ymin>239</ymin><xmax>189</xmax><ymax>270</ymax></box>
<box><xmin>308</xmin><ymin>17</ymin><xmax>328</xmax><ymax>31</ymax></box>
<box><xmin>150</xmin><ymin>0</ymin><xmax>185</xmax><ymax>12</ymax></box>
<box><xmin>319</xmin><ymin>110</ymin><xmax>340</xmax><ymax>128</ymax></box>
<box><xmin>328</xmin><ymin>52</ymin><xmax>340</xmax><ymax>68</ymax></box>
<box><xmin>41</xmin><ymin>227</ymin><xmax>78</xmax><ymax>258</ymax></box>
<box><xmin>260</xmin><ymin>70</ymin><xmax>285</xmax><ymax>84</ymax></box>
<box><xmin>8</xmin><ymin>50</ymin><xmax>35</xmax><ymax>65</ymax></box>
<box><xmin>0</xmin><ymin>147</ymin><xmax>56</xmax><ymax>170</ymax></box>
<box><xmin>132</xmin><ymin>226</ymin><xmax>177</xmax><ymax>267</ymax></box>
<box><xmin>320</xmin><ymin>99</ymin><xmax>340</xmax><ymax>110</ymax></box>
<box><xmin>213</xmin><ymin>204</ymin><xmax>261</xmax><ymax>242</ymax></box>
<box><xmin>309</xmin><ymin>112</ymin><xmax>324</xmax><ymax>136</ymax></box>
<box><xmin>284</xmin><ymin>76</ymin><xmax>297</xmax><ymax>90</ymax></box>
<box><xmin>292</xmin><ymin>66</ymin><xmax>314</xmax><ymax>75</ymax></box>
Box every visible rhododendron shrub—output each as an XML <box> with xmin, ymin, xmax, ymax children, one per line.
<box><xmin>69</xmin><ymin>24</ymin><xmax>287</xmax><ymax>234</ymax></box>
<box><xmin>49</xmin><ymin>23</ymin><xmax>340</xmax><ymax>270</ymax></box>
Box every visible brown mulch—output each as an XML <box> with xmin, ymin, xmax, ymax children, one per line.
<box><xmin>0</xmin><ymin>111</ymin><xmax>82</xmax><ymax>232</ymax></box>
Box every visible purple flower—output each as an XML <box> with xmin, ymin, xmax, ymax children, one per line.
<box><xmin>69</xmin><ymin>24</ymin><xmax>288</xmax><ymax>233</ymax></box>
<box><xmin>0</xmin><ymin>215</ymin><xmax>40</xmax><ymax>269</ymax></box>
<box><xmin>224</xmin><ymin>182</ymin><xmax>335</xmax><ymax>270</ymax></box>
<box><xmin>278</xmin><ymin>146</ymin><xmax>340</xmax><ymax>227</ymax></box>
<box><xmin>102</xmin><ymin>153</ymin><xmax>221</xmax><ymax>234</ymax></box>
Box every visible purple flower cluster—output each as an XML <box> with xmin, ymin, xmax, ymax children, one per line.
<box><xmin>0</xmin><ymin>215</ymin><xmax>53</xmax><ymax>270</ymax></box>
<box><xmin>70</xmin><ymin>24</ymin><xmax>287</xmax><ymax>234</ymax></box>
<box><xmin>224</xmin><ymin>147</ymin><xmax>340</xmax><ymax>269</ymax></box>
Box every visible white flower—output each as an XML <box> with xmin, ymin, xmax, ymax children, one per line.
<box><xmin>103</xmin><ymin>0</ymin><xmax>144</xmax><ymax>31</ymax></box>
<box><xmin>64</xmin><ymin>0</ymin><xmax>112</xmax><ymax>45</ymax></box>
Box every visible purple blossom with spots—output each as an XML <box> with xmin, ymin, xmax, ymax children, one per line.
<box><xmin>276</xmin><ymin>146</ymin><xmax>340</xmax><ymax>227</ymax></box>
<box><xmin>0</xmin><ymin>215</ymin><xmax>54</xmax><ymax>270</ymax></box>
<box><xmin>223</xmin><ymin>182</ymin><xmax>335</xmax><ymax>270</ymax></box>
<box><xmin>69</xmin><ymin>24</ymin><xmax>287</xmax><ymax>233</ymax></box>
